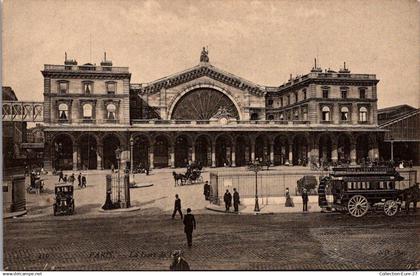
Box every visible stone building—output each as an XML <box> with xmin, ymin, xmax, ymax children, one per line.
<box><xmin>42</xmin><ymin>51</ymin><xmax>383</xmax><ymax>171</ymax></box>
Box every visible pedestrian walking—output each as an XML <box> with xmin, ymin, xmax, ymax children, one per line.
<box><xmin>285</xmin><ymin>188</ymin><xmax>294</xmax><ymax>207</ymax></box>
<box><xmin>77</xmin><ymin>172</ymin><xmax>82</xmax><ymax>187</ymax></box>
<box><xmin>58</xmin><ymin>170</ymin><xmax>64</xmax><ymax>183</ymax></box>
<box><xmin>301</xmin><ymin>188</ymin><xmax>309</xmax><ymax>212</ymax></box>
<box><xmin>169</xmin><ymin>250</ymin><xmax>190</xmax><ymax>271</ymax></box>
<box><xmin>183</xmin><ymin>208</ymin><xmax>196</xmax><ymax>247</ymax></box>
<box><xmin>63</xmin><ymin>174</ymin><xmax>68</xmax><ymax>183</ymax></box>
<box><xmin>223</xmin><ymin>189</ymin><xmax>232</xmax><ymax>212</ymax></box>
<box><xmin>233</xmin><ymin>188</ymin><xmax>240</xmax><ymax>213</ymax></box>
<box><xmin>111</xmin><ymin>164</ymin><xmax>115</xmax><ymax>173</ymax></box>
<box><xmin>172</xmin><ymin>194</ymin><xmax>183</xmax><ymax>219</ymax></box>
<box><xmin>203</xmin><ymin>181</ymin><xmax>210</xmax><ymax>200</ymax></box>
<box><xmin>81</xmin><ymin>175</ymin><xmax>87</xmax><ymax>188</ymax></box>
<box><xmin>69</xmin><ymin>173</ymin><xmax>75</xmax><ymax>185</ymax></box>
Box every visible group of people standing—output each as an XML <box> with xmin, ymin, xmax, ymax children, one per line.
<box><xmin>223</xmin><ymin>188</ymin><xmax>240</xmax><ymax>212</ymax></box>
<box><xmin>57</xmin><ymin>171</ymin><xmax>87</xmax><ymax>188</ymax></box>
<box><xmin>285</xmin><ymin>187</ymin><xmax>309</xmax><ymax>212</ymax></box>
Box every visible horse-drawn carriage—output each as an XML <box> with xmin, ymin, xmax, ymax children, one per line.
<box><xmin>318</xmin><ymin>166</ymin><xmax>419</xmax><ymax>217</ymax></box>
<box><xmin>172</xmin><ymin>163</ymin><xmax>203</xmax><ymax>186</ymax></box>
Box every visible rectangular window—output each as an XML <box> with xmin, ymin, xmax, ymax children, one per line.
<box><xmin>267</xmin><ymin>99</ymin><xmax>273</xmax><ymax>106</ymax></box>
<box><xmin>303</xmin><ymin>89</ymin><xmax>307</xmax><ymax>100</ymax></box>
<box><xmin>322</xmin><ymin>89</ymin><xmax>329</xmax><ymax>99</ymax></box>
<box><xmin>341</xmin><ymin>90</ymin><xmax>347</xmax><ymax>99</ymax></box>
<box><xmin>287</xmin><ymin>95</ymin><xmax>290</xmax><ymax>105</ymax></box>
<box><xmin>107</xmin><ymin>82</ymin><xmax>116</xmax><ymax>94</ymax></box>
<box><xmin>83</xmin><ymin>82</ymin><xmax>93</xmax><ymax>94</ymax></box>
<box><xmin>59</xmin><ymin>82</ymin><xmax>68</xmax><ymax>94</ymax></box>
<box><xmin>359</xmin><ymin>88</ymin><xmax>366</xmax><ymax>99</ymax></box>
<box><xmin>280</xmin><ymin>98</ymin><xmax>283</xmax><ymax>107</ymax></box>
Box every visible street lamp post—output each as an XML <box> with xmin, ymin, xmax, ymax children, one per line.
<box><xmin>115</xmin><ymin>147</ymin><xmax>122</xmax><ymax>205</ymax></box>
<box><xmin>390</xmin><ymin>135</ymin><xmax>394</xmax><ymax>164</ymax></box>
<box><xmin>248</xmin><ymin>162</ymin><xmax>262</xmax><ymax>212</ymax></box>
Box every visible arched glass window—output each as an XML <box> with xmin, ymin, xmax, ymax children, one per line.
<box><xmin>58</xmin><ymin>103</ymin><xmax>68</xmax><ymax>120</ymax></box>
<box><xmin>359</xmin><ymin>106</ymin><xmax>368</xmax><ymax>122</ymax></box>
<box><xmin>279</xmin><ymin>113</ymin><xmax>284</xmax><ymax>120</ymax></box>
<box><xmin>340</xmin><ymin>106</ymin><xmax>349</xmax><ymax>121</ymax></box>
<box><xmin>294</xmin><ymin>110</ymin><xmax>299</xmax><ymax>120</ymax></box>
<box><xmin>83</xmin><ymin>103</ymin><xmax>93</xmax><ymax>118</ymax></box>
<box><xmin>267</xmin><ymin>114</ymin><xmax>274</xmax><ymax>120</ymax></box>
<box><xmin>322</xmin><ymin>106</ymin><xmax>331</xmax><ymax>121</ymax></box>
<box><xmin>107</xmin><ymin>103</ymin><xmax>117</xmax><ymax>120</ymax></box>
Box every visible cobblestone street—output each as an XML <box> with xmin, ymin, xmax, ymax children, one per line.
<box><xmin>4</xmin><ymin>211</ymin><xmax>419</xmax><ymax>271</ymax></box>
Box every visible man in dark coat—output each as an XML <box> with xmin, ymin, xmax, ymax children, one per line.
<box><xmin>81</xmin><ymin>175</ymin><xmax>87</xmax><ymax>188</ymax></box>
<box><xmin>233</xmin><ymin>188</ymin><xmax>240</xmax><ymax>213</ymax></box>
<box><xmin>203</xmin><ymin>181</ymin><xmax>210</xmax><ymax>200</ymax></box>
<box><xmin>58</xmin><ymin>170</ymin><xmax>64</xmax><ymax>183</ymax></box>
<box><xmin>172</xmin><ymin>194</ymin><xmax>183</xmax><ymax>219</ymax></box>
<box><xmin>183</xmin><ymin>208</ymin><xmax>196</xmax><ymax>247</ymax></box>
<box><xmin>224</xmin><ymin>189</ymin><xmax>232</xmax><ymax>212</ymax></box>
<box><xmin>302</xmin><ymin>188</ymin><xmax>309</xmax><ymax>212</ymax></box>
<box><xmin>169</xmin><ymin>250</ymin><xmax>190</xmax><ymax>271</ymax></box>
<box><xmin>77</xmin><ymin>172</ymin><xmax>82</xmax><ymax>187</ymax></box>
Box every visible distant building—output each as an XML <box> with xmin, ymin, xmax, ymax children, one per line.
<box><xmin>2</xmin><ymin>86</ymin><xmax>27</xmax><ymax>171</ymax></box>
<box><xmin>378</xmin><ymin>105</ymin><xmax>420</xmax><ymax>165</ymax></box>
<box><xmin>40</xmin><ymin>51</ymin><xmax>383</xmax><ymax>171</ymax></box>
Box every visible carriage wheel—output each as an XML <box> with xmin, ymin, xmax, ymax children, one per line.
<box><xmin>347</xmin><ymin>195</ymin><xmax>369</xmax><ymax>217</ymax></box>
<box><xmin>383</xmin><ymin>200</ymin><xmax>398</xmax><ymax>217</ymax></box>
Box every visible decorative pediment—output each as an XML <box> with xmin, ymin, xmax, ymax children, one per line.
<box><xmin>132</xmin><ymin>63</ymin><xmax>265</xmax><ymax>97</ymax></box>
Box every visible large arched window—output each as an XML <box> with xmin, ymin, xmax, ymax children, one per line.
<box><xmin>359</xmin><ymin>106</ymin><xmax>368</xmax><ymax>122</ymax></box>
<box><xmin>58</xmin><ymin>103</ymin><xmax>68</xmax><ymax>120</ymax></box>
<box><xmin>171</xmin><ymin>88</ymin><xmax>240</xmax><ymax>120</ymax></box>
<box><xmin>83</xmin><ymin>103</ymin><xmax>93</xmax><ymax>118</ymax></box>
<box><xmin>322</xmin><ymin>106</ymin><xmax>331</xmax><ymax>121</ymax></box>
<box><xmin>340</xmin><ymin>106</ymin><xmax>349</xmax><ymax>121</ymax></box>
<box><xmin>267</xmin><ymin>114</ymin><xmax>274</xmax><ymax>120</ymax></box>
<box><xmin>107</xmin><ymin>103</ymin><xmax>117</xmax><ymax>120</ymax></box>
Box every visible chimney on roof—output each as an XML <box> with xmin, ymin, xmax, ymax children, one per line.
<box><xmin>100</xmin><ymin>51</ymin><xmax>113</xmax><ymax>66</ymax></box>
<box><xmin>311</xmin><ymin>57</ymin><xmax>322</xmax><ymax>72</ymax></box>
<box><xmin>64</xmin><ymin>52</ymin><xmax>78</xmax><ymax>65</ymax></box>
<box><xmin>339</xmin><ymin>61</ymin><xmax>351</xmax><ymax>73</ymax></box>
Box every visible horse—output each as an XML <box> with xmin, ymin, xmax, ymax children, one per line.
<box><xmin>400</xmin><ymin>184</ymin><xmax>420</xmax><ymax>214</ymax></box>
<box><xmin>172</xmin><ymin>171</ymin><xmax>186</xmax><ymax>186</ymax></box>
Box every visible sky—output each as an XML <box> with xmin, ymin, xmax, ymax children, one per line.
<box><xmin>2</xmin><ymin>0</ymin><xmax>420</xmax><ymax>108</ymax></box>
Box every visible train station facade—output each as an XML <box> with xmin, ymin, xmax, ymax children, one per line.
<box><xmin>42</xmin><ymin>51</ymin><xmax>383</xmax><ymax>171</ymax></box>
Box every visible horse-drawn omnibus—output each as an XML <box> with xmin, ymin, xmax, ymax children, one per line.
<box><xmin>318</xmin><ymin>166</ymin><xmax>419</xmax><ymax>217</ymax></box>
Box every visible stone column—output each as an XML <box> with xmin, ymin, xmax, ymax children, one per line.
<box><xmin>149</xmin><ymin>145</ymin><xmax>154</xmax><ymax>169</ymax></box>
<box><xmin>332</xmin><ymin>139</ymin><xmax>338</xmax><ymax>163</ymax></box>
<box><xmin>350</xmin><ymin>141</ymin><xmax>357</xmax><ymax>165</ymax></box>
<box><xmin>288</xmin><ymin>144</ymin><xmax>293</xmax><ymax>165</ymax></box>
<box><xmin>170</xmin><ymin>145</ymin><xmax>175</xmax><ymax>168</ymax></box>
<box><xmin>73</xmin><ymin>143</ymin><xmax>78</xmax><ymax>171</ymax></box>
<box><xmin>97</xmin><ymin>143</ymin><xmax>103</xmax><ymax>170</ymax></box>
<box><xmin>211</xmin><ymin>141</ymin><xmax>216</xmax><ymax>167</ymax></box>
<box><xmin>191</xmin><ymin>142</ymin><xmax>196</xmax><ymax>163</ymax></box>
<box><xmin>231</xmin><ymin>142</ymin><xmax>236</xmax><ymax>167</ymax></box>
<box><xmin>270</xmin><ymin>141</ymin><xmax>274</xmax><ymax>165</ymax></box>
<box><xmin>250</xmin><ymin>141</ymin><xmax>255</xmax><ymax>163</ymax></box>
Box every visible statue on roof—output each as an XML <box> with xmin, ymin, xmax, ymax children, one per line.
<box><xmin>200</xmin><ymin>47</ymin><xmax>209</xmax><ymax>63</ymax></box>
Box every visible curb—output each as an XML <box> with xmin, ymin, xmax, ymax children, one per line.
<box><xmin>130</xmin><ymin>183</ymin><xmax>154</xmax><ymax>188</ymax></box>
<box><xmin>98</xmin><ymin>206</ymin><xmax>142</xmax><ymax>213</ymax></box>
<box><xmin>4</xmin><ymin>210</ymin><xmax>28</xmax><ymax>219</ymax></box>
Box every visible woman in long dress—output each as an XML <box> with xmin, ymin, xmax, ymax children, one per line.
<box><xmin>285</xmin><ymin>188</ymin><xmax>294</xmax><ymax>207</ymax></box>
